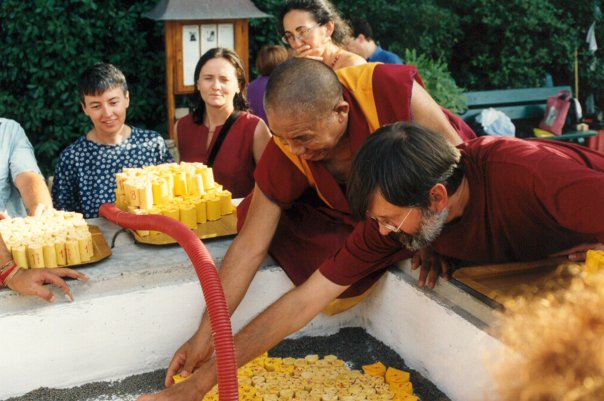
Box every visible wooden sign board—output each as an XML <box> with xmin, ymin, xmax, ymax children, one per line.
<box><xmin>164</xmin><ymin>19</ymin><xmax>249</xmax><ymax>139</ymax></box>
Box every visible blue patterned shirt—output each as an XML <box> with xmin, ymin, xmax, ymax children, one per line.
<box><xmin>52</xmin><ymin>127</ymin><xmax>173</xmax><ymax>218</ymax></box>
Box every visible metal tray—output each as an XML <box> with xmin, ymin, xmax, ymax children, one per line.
<box><xmin>130</xmin><ymin>213</ymin><xmax>237</xmax><ymax>245</ymax></box>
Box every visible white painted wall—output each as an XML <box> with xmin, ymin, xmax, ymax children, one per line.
<box><xmin>361</xmin><ymin>272</ymin><xmax>500</xmax><ymax>401</ymax></box>
<box><xmin>0</xmin><ymin>219</ymin><xmax>501</xmax><ymax>400</ymax></box>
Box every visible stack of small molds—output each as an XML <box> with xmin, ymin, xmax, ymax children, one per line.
<box><xmin>115</xmin><ymin>162</ymin><xmax>233</xmax><ymax>235</ymax></box>
<box><xmin>0</xmin><ymin>210</ymin><xmax>94</xmax><ymax>268</ymax></box>
<box><xmin>174</xmin><ymin>353</ymin><xmax>419</xmax><ymax>401</ymax></box>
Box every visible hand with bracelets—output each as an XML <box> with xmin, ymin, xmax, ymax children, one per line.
<box><xmin>0</xmin><ymin>259</ymin><xmax>88</xmax><ymax>302</ymax></box>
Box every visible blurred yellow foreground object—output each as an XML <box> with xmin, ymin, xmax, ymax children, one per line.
<box><xmin>585</xmin><ymin>249</ymin><xmax>604</xmax><ymax>273</ymax></box>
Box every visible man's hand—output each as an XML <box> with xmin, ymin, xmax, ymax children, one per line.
<box><xmin>139</xmin><ymin>360</ymin><xmax>213</xmax><ymax>401</ymax></box>
<box><xmin>164</xmin><ymin>332</ymin><xmax>213</xmax><ymax>387</ymax></box>
<box><xmin>550</xmin><ymin>243</ymin><xmax>604</xmax><ymax>262</ymax></box>
<box><xmin>6</xmin><ymin>267</ymin><xmax>88</xmax><ymax>302</ymax></box>
<box><xmin>411</xmin><ymin>247</ymin><xmax>452</xmax><ymax>288</ymax></box>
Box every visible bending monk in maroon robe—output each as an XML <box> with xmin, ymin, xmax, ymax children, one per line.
<box><xmin>137</xmin><ymin>59</ymin><xmax>475</xmax><ymax>401</ymax></box>
<box><xmin>239</xmin><ymin>61</ymin><xmax>475</xmax><ymax>299</ymax></box>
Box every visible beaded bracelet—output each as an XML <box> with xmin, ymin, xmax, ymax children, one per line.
<box><xmin>0</xmin><ymin>258</ymin><xmax>15</xmax><ymax>272</ymax></box>
<box><xmin>0</xmin><ymin>260</ymin><xmax>18</xmax><ymax>287</ymax></box>
<box><xmin>3</xmin><ymin>264</ymin><xmax>21</xmax><ymax>287</ymax></box>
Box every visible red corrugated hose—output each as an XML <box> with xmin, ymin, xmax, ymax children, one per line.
<box><xmin>99</xmin><ymin>203</ymin><xmax>238</xmax><ymax>401</ymax></box>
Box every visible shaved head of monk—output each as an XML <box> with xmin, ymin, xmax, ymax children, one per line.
<box><xmin>265</xmin><ymin>58</ymin><xmax>343</xmax><ymax>121</ymax></box>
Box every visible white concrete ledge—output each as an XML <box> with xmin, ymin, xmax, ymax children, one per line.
<box><xmin>0</xmin><ymin>219</ymin><xmax>501</xmax><ymax>400</ymax></box>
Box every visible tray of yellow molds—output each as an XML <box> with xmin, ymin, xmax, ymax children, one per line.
<box><xmin>173</xmin><ymin>353</ymin><xmax>419</xmax><ymax>401</ymax></box>
<box><xmin>0</xmin><ymin>210</ymin><xmax>111</xmax><ymax>269</ymax></box>
<box><xmin>115</xmin><ymin>162</ymin><xmax>237</xmax><ymax>245</ymax></box>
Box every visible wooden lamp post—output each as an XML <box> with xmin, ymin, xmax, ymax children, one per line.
<box><xmin>145</xmin><ymin>0</ymin><xmax>269</xmax><ymax>139</ymax></box>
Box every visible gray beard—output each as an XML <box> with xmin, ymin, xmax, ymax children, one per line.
<box><xmin>395</xmin><ymin>207</ymin><xmax>449</xmax><ymax>251</ymax></box>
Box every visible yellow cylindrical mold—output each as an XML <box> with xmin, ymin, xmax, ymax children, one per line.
<box><xmin>138</xmin><ymin>182</ymin><xmax>154</xmax><ymax>210</ymax></box>
<box><xmin>152</xmin><ymin>179</ymin><xmax>170</xmax><ymax>205</ymax></box>
<box><xmin>179</xmin><ymin>203</ymin><xmax>198</xmax><ymax>229</ymax></box>
<box><xmin>86</xmin><ymin>233</ymin><xmax>95</xmax><ymax>259</ymax></box>
<box><xmin>164</xmin><ymin>173</ymin><xmax>175</xmax><ymax>199</ymax></box>
<box><xmin>12</xmin><ymin>245</ymin><xmax>28</xmax><ymax>269</ymax></box>
<box><xmin>195</xmin><ymin>198</ymin><xmax>207</xmax><ymax>224</ymax></box>
<box><xmin>43</xmin><ymin>243</ymin><xmax>58</xmax><ymax>268</ymax></box>
<box><xmin>200</xmin><ymin>167</ymin><xmax>215</xmax><ymax>190</ymax></box>
<box><xmin>187</xmin><ymin>173</ymin><xmax>205</xmax><ymax>197</ymax></box>
<box><xmin>173</xmin><ymin>171</ymin><xmax>187</xmax><ymax>196</ymax></box>
<box><xmin>124</xmin><ymin>182</ymin><xmax>140</xmax><ymax>207</ymax></box>
<box><xmin>65</xmin><ymin>239</ymin><xmax>81</xmax><ymax>265</ymax></box>
<box><xmin>77</xmin><ymin>235</ymin><xmax>91</xmax><ymax>262</ymax></box>
<box><xmin>55</xmin><ymin>240</ymin><xmax>67</xmax><ymax>266</ymax></box>
<box><xmin>27</xmin><ymin>243</ymin><xmax>45</xmax><ymax>268</ymax></box>
<box><xmin>206</xmin><ymin>196</ymin><xmax>221</xmax><ymax>221</ymax></box>
<box><xmin>162</xmin><ymin>207</ymin><xmax>180</xmax><ymax>221</ymax></box>
<box><xmin>115</xmin><ymin>172</ymin><xmax>127</xmax><ymax>197</ymax></box>
<box><xmin>218</xmin><ymin>190</ymin><xmax>233</xmax><ymax>215</ymax></box>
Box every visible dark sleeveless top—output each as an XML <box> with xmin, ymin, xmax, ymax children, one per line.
<box><xmin>177</xmin><ymin>111</ymin><xmax>260</xmax><ymax>198</ymax></box>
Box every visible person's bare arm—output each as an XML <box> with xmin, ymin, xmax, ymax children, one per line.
<box><xmin>164</xmin><ymin>186</ymin><xmax>282</xmax><ymax>385</ymax></box>
<box><xmin>138</xmin><ymin>270</ymin><xmax>348</xmax><ymax>401</ymax></box>
<box><xmin>14</xmin><ymin>171</ymin><xmax>52</xmax><ymax>216</ymax></box>
<box><xmin>410</xmin><ymin>80</ymin><xmax>463</xmax><ymax>146</ymax></box>
<box><xmin>252</xmin><ymin>120</ymin><xmax>272</xmax><ymax>164</ymax></box>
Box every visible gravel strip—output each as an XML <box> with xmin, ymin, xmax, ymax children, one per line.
<box><xmin>7</xmin><ymin>327</ymin><xmax>450</xmax><ymax>401</ymax></box>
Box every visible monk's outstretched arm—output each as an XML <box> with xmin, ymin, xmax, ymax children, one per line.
<box><xmin>163</xmin><ymin>185</ymin><xmax>282</xmax><ymax>387</ymax></box>
<box><xmin>138</xmin><ymin>270</ymin><xmax>347</xmax><ymax>401</ymax></box>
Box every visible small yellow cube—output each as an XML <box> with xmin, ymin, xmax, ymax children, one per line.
<box><xmin>585</xmin><ymin>250</ymin><xmax>604</xmax><ymax>273</ymax></box>
<box><xmin>172</xmin><ymin>373</ymin><xmax>191</xmax><ymax>384</ymax></box>
<box><xmin>385</xmin><ymin>367</ymin><xmax>410</xmax><ymax>384</ymax></box>
<box><xmin>362</xmin><ymin>361</ymin><xmax>387</xmax><ymax>376</ymax></box>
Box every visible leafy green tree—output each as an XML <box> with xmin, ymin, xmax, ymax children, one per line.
<box><xmin>0</xmin><ymin>0</ymin><xmax>165</xmax><ymax>175</ymax></box>
<box><xmin>448</xmin><ymin>0</ymin><xmax>577</xmax><ymax>89</ymax></box>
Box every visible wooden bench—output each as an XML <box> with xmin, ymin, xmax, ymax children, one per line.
<box><xmin>460</xmin><ymin>85</ymin><xmax>598</xmax><ymax>143</ymax></box>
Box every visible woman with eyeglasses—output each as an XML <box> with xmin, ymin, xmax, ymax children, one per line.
<box><xmin>279</xmin><ymin>0</ymin><xmax>365</xmax><ymax>70</ymax></box>
<box><xmin>175</xmin><ymin>48</ymin><xmax>272</xmax><ymax>199</ymax></box>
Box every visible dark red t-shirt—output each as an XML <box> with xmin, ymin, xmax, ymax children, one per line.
<box><xmin>177</xmin><ymin>112</ymin><xmax>260</xmax><ymax>198</ymax></box>
<box><xmin>432</xmin><ymin>137</ymin><xmax>604</xmax><ymax>264</ymax></box>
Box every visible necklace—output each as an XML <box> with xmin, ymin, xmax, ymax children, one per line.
<box><xmin>330</xmin><ymin>49</ymin><xmax>342</xmax><ymax>69</ymax></box>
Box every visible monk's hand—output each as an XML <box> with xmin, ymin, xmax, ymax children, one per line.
<box><xmin>6</xmin><ymin>267</ymin><xmax>88</xmax><ymax>302</ymax></box>
<box><xmin>550</xmin><ymin>242</ymin><xmax>604</xmax><ymax>262</ymax></box>
<box><xmin>293</xmin><ymin>44</ymin><xmax>323</xmax><ymax>61</ymax></box>
<box><xmin>138</xmin><ymin>367</ymin><xmax>208</xmax><ymax>401</ymax></box>
<box><xmin>411</xmin><ymin>247</ymin><xmax>451</xmax><ymax>289</ymax></box>
<box><xmin>165</xmin><ymin>330</ymin><xmax>214</xmax><ymax>387</ymax></box>
<box><xmin>140</xmin><ymin>359</ymin><xmax>215</xmax><ymax>401</ymax></box>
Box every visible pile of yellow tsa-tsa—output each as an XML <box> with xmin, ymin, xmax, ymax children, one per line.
<box><xmin>0</xmin><ymin>210</ymin><xmax>93</xmax><ymax>268</ymax></box>
<box><xmin>174</xmin><ymin>353</ymin><xmax>419</xmax><ymax>401</ymax></box>
<box><xmin>115</xmin><ymin>162</ymin><xmax>233</xmax><ymax>233</ymax></box>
